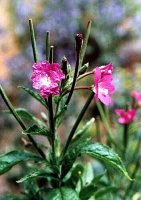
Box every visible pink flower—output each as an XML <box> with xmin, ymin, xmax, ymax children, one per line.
<box><xmin>31</xmin><ymin>61</ymin><xmax>65</xmax><ymax>98</ymax></box>
<box><xmin>131</xmin><ymin>90</ymin><xmax>141</xmax><ymax>105</ymax></box>
<box><xmin>99</xmin><ymin>63</ymin><xmax>113</xmax><ymax>74</ymax></box>
<box><xmin>115</xmin><ymin>108</ymin><xmax>136</xmax><ymax>124</ymax></box>
<box><xmin>93</xmin><ymin>64</ymin><xmax>115</xmax><ymax>106</ymax></box>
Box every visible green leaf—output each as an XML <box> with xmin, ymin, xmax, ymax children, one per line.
<box><xmin>23</xmin><ymin>124</ymin><xmax>50</xmax><ymax>137</ymax></box>
<box><xmin>81</xmin><ymin>163</ymin><xmax>94</xmax><ymax>186</ymax></box>
<box><xmin>76</xmin><ymin>163</ymin><xmax>94</xmax><ymax>193</ymax></box>
<box><xmin>18</xmin><ymin>86</ymin><xmax>47</xmax><ymax>107</ymax></box>
<box><xmin>81</xmin><ymin>143</ymin><xmax>131</xmax><ymax>180</ymax></box>
<box><xmin>71</xmin><ymin>164</ymin><xmax>84</xmax><ymax>183</ymax></box>
<box><xmin>1</xmin><ymin>193</ymin><xmax>27</xmax><ymax>200</ymax></box>
<box><xmin>41</xmin><ymin>112</ymin><xmax>48</xmax><ymax>122</ymax></box>
<box><xmin>94</xmin><ymin>186</ymin><xmax>117</xmax><ymax>199</ymax></box>
<box><xmin>55</xmin><ymin>96</ymin><xmax>67</xmax><ymax>128</ymax></box>
<box><xmin>64</xmin><ymin>163</ymin><xmax>85</xmax><ymax>189</ymax></box>
<box><xmin>72</xmin><ymin>118</ymin><xmax>95</xmax><ymax>142</ymax></box>
<box><xmin>13</xmin><ymin>108</ymin><xmax>46</xmax><ymax>128</ymax></box>
<box><xmin>0</xmin><ymin>151</ymin><xmax>44</xmax><ymax>175</ymax></box>
<box><xmin>62</xmin><ymin>62</ymin><xmax>74</xmax><ymax>91</ymax></box>
<box><xmin>23</xmin><ymin>124</ymin><xmax>51</xmax><ymax>144</ymax></box>
<box><xmin>79</xmin><ymin>185</ymin><xmax>97</xmax><ymax>200</ymax></box>
<box><xmin>17</xmin><ymin>169</ymin><xmax>53</xmax><ymax>183</ymax></box>
<box><xmin>92</xmin><ymin>170</ymin><xmax>107</xmax><ymax>184</ymax></box>
<box><xmin>62</xmin><ymin>142</ymin><xmax>131</xmax><ymax>181</ymax></box>
<box><xmin>43</xmin><ymin>187</ymin><xmax>79</xmax><ymax>200</ymax></box>
<box><xmin>61</xmin><ymin>137</ymin><xmax>90</xmax><ymax>179</ymax></box>
<box><xmin>79</xmin><ymin>21</ymin><xmax>92</xmax><ymax>68</ymax></box>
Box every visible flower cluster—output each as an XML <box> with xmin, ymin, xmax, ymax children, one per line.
<box><xmin>131</xmin><ymin>90</ymin><xmax>141</xmax><ymax>106</ymax></box>
<box><xmin>115</xmin><ymin>90</ymin><xmax>141</xmax><ymax>125</ymax></box>
<box><xmin>31</xmin><ymin>61</ymin><xmax>65</xmax><ymax>98</ymax></box>
<box><xmin>93</xmin><ymin>63</ymin><xmax>115</xmax><ymax>106</ymax></box>
<box><xmin>115</xmin><ymin>108</ymin><xmax>136</xmax><ymax>124</ymax></box>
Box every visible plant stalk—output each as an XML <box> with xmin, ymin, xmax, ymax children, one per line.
<box><xmin>65</xmin><ymin>34</ymin><xmax>83</xmax><ymax>106</ymax></box>
<box><xmin>123</xmin><ymin>124</ymin><xmax>129</xmax><ymax>157</ymax></box>
<box><xmin>96</xmin><ymin>117</ymin><xmax>101</xmax><ymax>142</ymax></box>
<box><xmin>46</xmin><ymin>31</ymin><xmax>50</xmax><ymax>60</ymax></box>
<box><xmin>96</xmin><ymin>101</ymin><xmax>119</xmax><ymax>148</ymax></box>
<box><xmin>65</xmin><ymin>51</ymin><xmax>80</xmax><ymax>106</ymax></box>
<box><xmin>124</xmin><ymin>157</ymin><xmax>140</xmax><ymax>198</ymax></box>
<box><xmin>29</xmin><ymin>19</ymin><xmax>38</xmax><ymax>62</ymax></box>
<box><xmin>61</xmin><ymin>91</ymin><xmax>94</xmax><ymax>159</ymax></box>
<box><xmin>47</xmin><ymin>46</ymin><xmax>55</xmax><ymax>154</ymax></box>
<box><xmin>0</xmin><ymin>85</ymin><xmax>46</xmax><ymax>159</ymax></box>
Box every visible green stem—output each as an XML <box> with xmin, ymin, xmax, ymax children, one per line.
<box><xmin>79</xmin><ymin>20</ymin><xmax>92</xmax><ymax>68</ymax></box>
<box><xmin>46</xmin><ymin>31</ymin><xmax>50</xmax><ymax>60</ymax></box>
<box><xmin>29</xmin><ymin>19</ymin><xmax>38</xmax><ymax>62</ymax></box>
<box><xmin>62</xmin><ymin>86</ymin><xmax>92</xmax><ymax>96</ymax></box>
<box><xmin>77</xmin><ymin>70</ymin><xmax>94</xmax><ymax>81</ymax></box>
<box><xmin>61</xmin><ymin>91</ymin><xmax>94</xmax><ymax>159</ymax></box>
<box><xmin>65</xmin><ymin>52</ymin><xmax>80</xmax><ymax>106</ymax></box>
<box><xmin>96</xmin><ymin>117</ymin><xmax>101</xmax><ymax>142</ymax></box>
<box><xmin>129</xmin><ymin>134</ymin><xmax>141</xmax><ymax>167</ymax></box>
<box><xmin>49</xmin><ymin>46</ymin><xmax>54</xmax><ymax>64</ymax></box>
<box><xmin>48</xmin><ymin>46</ymin><xmax>55</xmax><ymax>154</ymax></box>
<box><xmin>0</xmin><ymin>85</ymin><xmax>46</xmax><ymax>159</ymax></box>
<box><xmin>47</xmin><ymin>97</ymin><xmax>55</xmax><ymax>154</ymax></box>
<box><xmin>96</xmin><ymin>101</ymin><xmax>119</xmax><ymax>148</ymax></box>
<box><xmin>123</xmin><ymin>124</ymin><xmax>129</xmax><ymax>157</ymax></box>
<box><xmin>125</xmin><ymin>157</ymin><xmax>140</xmax><ymax>198</ymax></box>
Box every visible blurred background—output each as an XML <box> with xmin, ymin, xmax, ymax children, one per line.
<box><xmin>1</xmin><ymin>0</ymin><xmax>141</xmax><ymax>196</ymax></box>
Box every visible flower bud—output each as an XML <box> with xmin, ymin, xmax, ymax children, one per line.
<box><xmin>78</xmin><ymin>63</ymin><xmax>89</xmax><ymax>75</ymax></box>
<box><xmin>61</xmin><ymin>56</ymin><xmax>68</xmax><ymax>76</ymax></box>
<box><xmin>75</xmin><ymin>33</ymin><xmax>83</xmax><ymax>53</ymax></box>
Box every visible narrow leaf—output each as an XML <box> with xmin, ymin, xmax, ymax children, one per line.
<box><xmin>79</xmin><ymin>185</ymin><xmax>97</xmax><ymax>200</ymax></box>
<box><xmin>79</xmin><ymin>20</ymin><xmax>92</xmax><ymax>68</ymax></box>
<box><xmin>18</xmin><ymin>86</ymin><xmax>47</xmax><ymax>107</ymax></box>
<box><xmin>0</xmin><ymin>150</ymin><xmax>44</xmax><ymax>175</ymax></box>
<box><xmin>61</xmin><ymin>137</ymin><xmax>90</xmax><ymax>179</ymax></box>
<box><xmin>94</xmin><ymin>186</ymin><xmax>117</xmax><ymax>198</ymax></box>
<box><xmin>73</xmin><ymin>118</ymin><xmax>95</xmax><ymax>141</ymax></box>
<box><xmin>17</xmin><ymin>169</ymin><xmax>53</xmax><ymax>183</ymax></box>
<box><xmin>76</xmin><ymin>163</ymin><xmax>94</xmax><ymax>193</ymax></box>
<box><xmin>6</xmin><ymin>108</ymin><xmax>46</xmax><ymax>128</ymax></box>
<box><xmin>29</xmin><ymin>18</ymin><xmax>38</xmax><ymax>62</ymax></box>
<box><xmin>55</xmin><ymin>96</ymin><xmax>67</xmax><ymax>128</ymax></box>
<box><xmin>23</xmin><ymin>124</ymin><xmax>50</xmax><ymax>137</ymax></box>
<box><xmin>92</xmin><ymin>170</ymin><xmax>107</xmax><ymax>184</ymax></box>
<box><xmin>43</xmin><ymin>187</ymin><xmax>79</xmax><ymax>200</ymax></box>
<box><xmin>81</xmin><ymin>143</ymin><xmax>131</xmax><ymax>180</ymax></box>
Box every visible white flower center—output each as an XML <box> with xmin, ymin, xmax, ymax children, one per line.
<box><xmin>99</xmin><ymin>88</ymin><xmax>108</xmax><ymax>96</ymax></box>
<box><xmin>108</xmin><ymin>70</ymin><xmax>112</xmax><ymax>74</ymax></box>
<box><xmin>40</xmin><ymin>75</ymin><xmax>51</xmax><ymax>87</ymax></box>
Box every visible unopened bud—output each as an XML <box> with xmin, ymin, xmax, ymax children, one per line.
<box><xmin>75</xmin><ymin>33</ymin><xmax>83</xmax><ymax>53</ymax></box>
<box><xmin>78</xmin><ymin>63</ymin><xmax>89</xmax><ymax>75</ymax></box>
<box><xmin>61</xmin><ymin>56</ymin><xmax>68</xmax><ymax>76</ymax></box>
